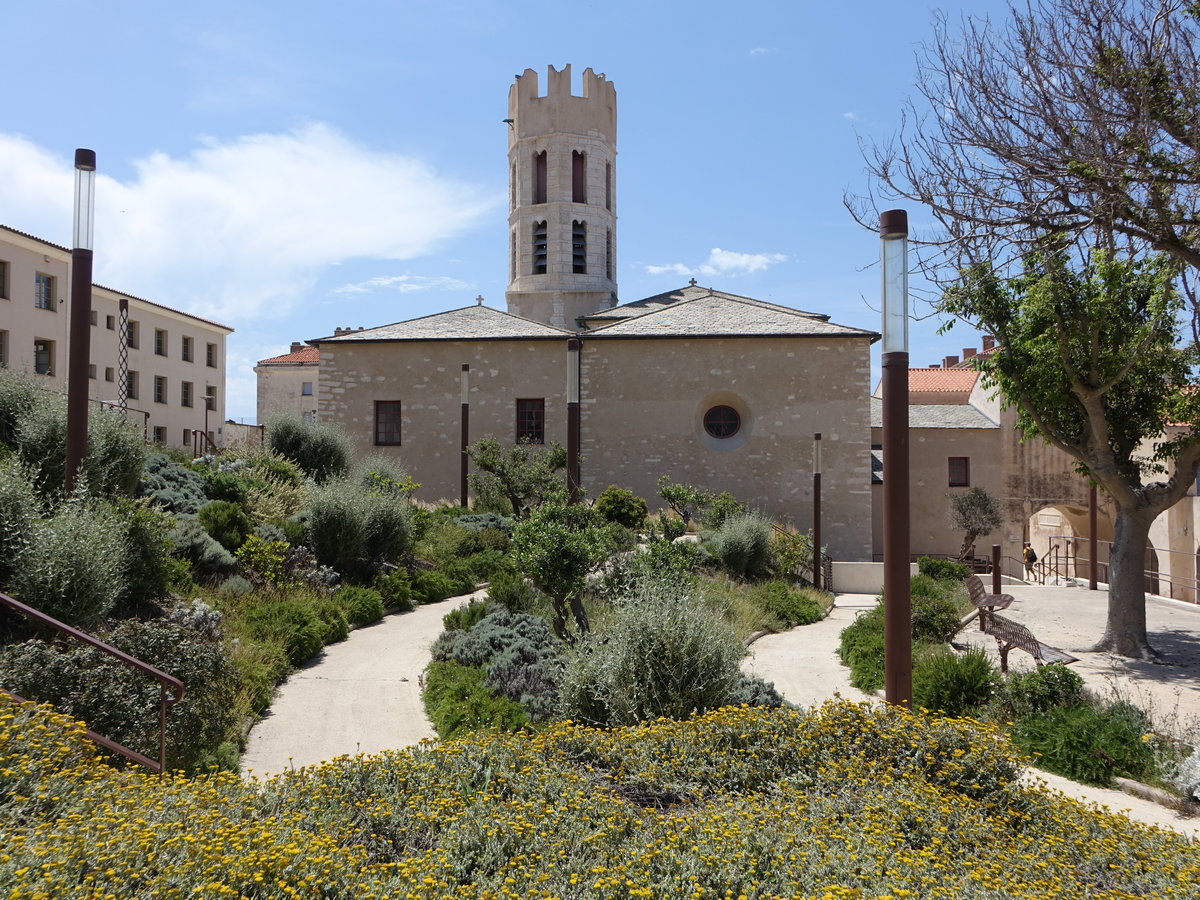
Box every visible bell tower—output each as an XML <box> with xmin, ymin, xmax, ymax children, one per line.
<box><xmin>505</xmin><ymin>65</ymin><xmax>617</xmax><ymax>328</ymax></box>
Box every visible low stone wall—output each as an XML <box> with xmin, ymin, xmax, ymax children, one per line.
<box><xmin>831</xmin><ymin>561</ymin><xmax>916</xmax><ymax>595</ymax></box>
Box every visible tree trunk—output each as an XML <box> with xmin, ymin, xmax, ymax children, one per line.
<box><xmin>568</xmin><ymin>593</ymin><xmax>590</xmax><ymax>637</ymax></box>
<box><xmin>1091</xmin><ymin>506</ymin><xmax>1159</xmax><ymax>660</ymax></box>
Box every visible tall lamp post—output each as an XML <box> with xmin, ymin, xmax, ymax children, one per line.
<box><xmin>880</xmin><ymin>208</ymin><xmax>912</xmax><ymax>708</ymax></box>
<box><xmin>65</xmin><ymin>149</ymin><xmax>96</xmax><ymax>493</ymax></box>
<box><xmin>812</xmin><ymin>433</ymin><xmax>822</xmax><ymax>590</ymax></box>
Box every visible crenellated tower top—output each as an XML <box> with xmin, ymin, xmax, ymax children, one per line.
<box><xmin>505</xmin><ymin>65</ymin><xmax>618</xmax><ymax>328</ymax></box>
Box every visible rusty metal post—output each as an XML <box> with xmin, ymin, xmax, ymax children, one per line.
<box><xmin>880</xmin><ymin>209</ymin><xmax>911</xmax><ymax>709</ymax></box>
<box><xmin>812</xmin><ymin>433</ymin><xmax>822</xmax><ymax>590</ymax></box>
<box><xmin>460</xmin><ymin>364</ymin><xmax>470</xmax><ymax>507</ymax></box>
<box><xmin>992</xmin><ymin>544</ymin><xmax>1002</xmax><ymax>595</ymax></box>
<box><xmin>567</xmin><ymin>338</ymin><xmax>581</xmax><ymax>503</ymax></box>
<box><xmin>65</xmin><ymin>149</ymin><xmax>96</xmax><ymax>492</ymax></box>
<box><xmin>1089</xmin><ymin>483</ymin><xmax>1098</xmax><ymax>590</ymax></box>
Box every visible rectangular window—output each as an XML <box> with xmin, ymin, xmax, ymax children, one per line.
<box><xmin>606</xmin><ymin>228</ymin><xmax>613</xmax><ymax>280</ymax></box>
<box><xmin>181</xmin><ymin>336</ymin><xmax>193</xmax><ymax>362</ymax></box>
<box><xmin>152</xmin><ymin>426</ymin><xmax>167</xmax><ymax>444</ymax></box>
<box><xmin>572</xmin><ymin>150</ymin><xmax>587</xmax><ymax>203</ymax></box>
<box><xmin>205</xmin><ymin>385</ymin><xmax>217</xmax><ymax>411</ymax></box>
<box><xmin>516</xmin><ymin>398</ymin><xmax>545</xmax><ymax>444</ymax></box>
<box><xmin>532</xmin><ymin>221</ymin><xmax>548</xmax><ymax>274</ymax></box>
<box><xmin>572</xmin><ymin>221</ymin><xmax>586</xmax><ymax>274</ymax></box>
<box><xmin>154</xmin><ymin>328</ymin><xmax>167</xmax><ymax>356</ymax></box>
<box><xmin>104</xmin><ymin>367</ymin><xmax>114</xmax><ymax>382</ymax></box>
<box><xmin>948</xmin><ymin>457</ymin><xmax>971</xmax><ymax>487</ymax></box>
<box><xmin>374</xmin><ymin>400</ymin><xmax>402</xmax><ymax>446</ymax></box>
<box><xmin>126</xmin><ymin>370</ymin><xmax>139</xmax><ymax>400</ymax></box>
<box><xmin>34</xmin><ymin>273</ymin><xmax>55</xmax><ymax>310</ymax></box>
<box><xmin>154</xmin><ymin>376</ymin><xmax>167</xmax><ymax>404</ymax></box>
<box><xmin>0</xmin><ymin>260</ymin><xmax>8</xmax><ymax>299</ymax></box>
<box><xmin>301</xmin><ymin>381</ymin><xmax>313</xmax><ymax>396</ymax></box>
<box><xmin>533</xmin><ymin>151</ymin><xmax>547</xmax><ymax>204</ymax></box>
<box><xmin>605</xmin><ymin>162</ymin><xmax>612</xmax><ymax>211</ymax></box>
<box><xmin>206</xmin><ymin>342</ymin><xmax>217</xmax><ymax>367</ymax></box>
<box><xmin>126</xmin><ymin>320</ymin><xmax>139</xmax><ymax>348</ymax></box>
<box><xmin>33</xmin><ymin>339</ymin><xmax>53</xmax><ymax>375</ymax></box>
<box><xmin>90</xmin><ymin>310</ymin><xmax>98</xmax><ymax>326</ymax></box>
<box><xmin>88</xmin><ymin>363</ymin><xmax>96</xmax><ymax>380</ymax></box>
<box><xmin>106</xmin><ymin>314</ymin><xmax>115</xmax><ymax>330</ymax></box>
<box><xmin>182</xmin><ymin>429</ymin><xmax>191</xmax><ymax>447</ymax></box>
<box><xmin>0</xmin><ymin>330</ymin><xmax>7</xmax><ymax>367</ymax></box>
<box><xmin>302</xmin><ymin>411</ymin><xmax>315</xmax><ymax>424</ymax></box>
<box><xmin>181</xmin><ymin>381</ymin><xmax>193</xmax><ymax>408</ymax></box>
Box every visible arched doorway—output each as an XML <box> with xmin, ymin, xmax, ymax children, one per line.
<box><xmin>1026</xmin><ymin>504</ymin><xmax>1112</xmax><ymax>582</ymax></box>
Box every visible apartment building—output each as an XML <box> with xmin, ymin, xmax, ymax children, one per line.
<box><xmin>0</xmin><ymin>224</ymin><xmax>233</xmax><ymax>449</ymax></box>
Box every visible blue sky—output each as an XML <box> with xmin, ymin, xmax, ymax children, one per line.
<box><xmin>0</xmin><ymin>0</ymin><xmax>1006</xmax><ymax>423</ymax></box>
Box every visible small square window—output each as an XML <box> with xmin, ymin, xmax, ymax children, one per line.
<box><xmin>181</xmin><ymin>381</ymin><xmax>193</xmax><ymax>408</ymax></box>
<box><xmin>126</xmin><ymin>370</ymin><xmax>139</xmax><ymax>400</ymax></box>
<box><xmin>88</xmin><ymin>363</ymin><xmax>96</xmax><ymax>380</ymax></box>
<box><xmin>104</xmin><ymin>367</ymin><xmax>114</xmax><ymax>382</ymax></box>
<box><xmin>154</xmin><ymin>329</ymin><xmax>167</xmax><ymax>356</ymax></box>
<box><xmin>90</xmin><ymin>310</ymin><xmax>98</xmax><ymax>326</ymax></box>
<box><xmin>0</xmin><ymin>330</ymin><xmax>8</xmax><ymax>367</ymax></box>
<box><xmin>516</xmin><ymin>398</ymin><xmax>545</xmax><ymax>444</ymax></box>
<box><xmin>206</xmin><ymin>343</ymin><xmax>217</xmax><ymax>367</ymax></box>
<box><xmin>182</xmin><ymin>428</ymin><xmax>191</xmax><ymax>446</ymax></box>
<box><xmin>106</xmin><ymin>315</ymin><xmax>115</xmax><ymax>330</ymax></box>
<box><xmin>152</xmin><ymin>426</ymin><xmax>167</xmax><ymax>444</ymax></box>
<box><xmin>33</xmin><ymin>339</ymin><xmax>54</xmax><ymax>375</ymax></box>
<box><xmin>154</xmin><ymin>376</ymin><xmax>167</xmax><ymax>404</ymax></box>
<box><xmin>126</xmin><ymin>320</ymin><xmax>139</xmax><ymax>349</ymax></box>
<box><xmin>374</xmin><ymin>400</ymin><xmax>402</xmax><ymax>446</ymax></box>
<box><xmin>205</xmin><ymin>385</ymin><xmax>217</xmax><ymax>411</ymax></box>
<box><xmin>948</xmin><ymin>457</ymin><xmax>971</xmax><ymax>487</ymax></box>
<box><xmin>302</xmin><ymin>381</ymin><xmax>313</xmax><ymax>396</ymax></box>
<box><xmin>181</xmin><ymin>336</ymin><xmax>193</xmax><ymax>362</ymax></box>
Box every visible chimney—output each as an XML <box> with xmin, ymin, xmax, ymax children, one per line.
<box><xmin>290</xmin><ymin>341</ymin><xmax>303</xmax><ymax>353</ymax></box>
<box><xmin>944</xmin><ymin>355</ymin><xmax>959</xmax><ymax>367</ymax></box>
<box><xmin>963</xmin><ymin>347</ymin><xmax>977</xmax><ymax>359</ymax></box>
<box><xmin>982</xmin><ymin>335</ymin><xmax>996</xmax><ymax>351</ymax></box>
<box><xmin>929</xmin><ymin>363</ymin><xmax>941</xmax><ymax>368</ymax></box>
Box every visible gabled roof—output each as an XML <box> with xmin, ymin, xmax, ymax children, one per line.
<box><xmin>258</xmin><ymin>346</ymin><xmax>319</xmax><ymax>366</ymax></box>
<box><xmin>583</xmin><ymin>286</ymin><xmax>878</xmax><ymax>340</ymax></box>
<box><xmin>869</xmin><ymin>397</ymin><xmax>999</xmax><ymax>429</ymax></box>
<box><xmin>314</xmin><ymin>304</ymin><xmax>573</xmax><ymax>343</ymax></box>
<box><xmin>908</xmin><ymin>368</ymin><xmax>980</xmax><ymax>394</ymax></box>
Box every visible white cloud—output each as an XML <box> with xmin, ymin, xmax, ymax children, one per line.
<box><xmin>644</xmin><ymin>248</ymin><xmax>787</xmax><ymax>278</ymax></box>
<box><xmin>842</xmin><ymin>111</ymin><xmax>859</xmax><ymax>120</ymax></box>
<box><xmin>749</xmin><ymin>47</ymin><xmax>777</xmax><ymax>56</ymax></box>
<box><xmin>333</xmin><ymin>274</ymin><xmax>471</xmax><ymax>295</ymax></box>
<box><xmin>0</xmin><ymin>125</ymin><xmax>500</xmax><ymax>324</ymax></box>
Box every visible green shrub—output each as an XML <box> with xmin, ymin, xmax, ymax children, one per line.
<box><xmin>917</xmin><ymin>556</ymin><xmax>972</xmax><ymax>581</ymax></box>
<box><xmin>139</xmin><ymin>453</ymin><xmax>211</xmax><ymax>514</ymax></box>
<box><xmin>241</xmin><ymin>600</ymin><xmax>327</xmax><ymax>667</ymax></box>
<box><xmin>411</xmin><ymin>569</ymin><xmax>460</xmax><ymax>605</ymax></box>
<box><xmin>236</xmin><ymin>534</ymin><xmax>294</xmax><ymax>589</ymax></box>
<box><xmin>372</xmin><ymin>569</ymin><xmax>414</xmax><ymax>612</ymax></box>
<box><xmin>912</xmin><ymin>647</ymin><xmax>996</xmax><ymax>716</ymax></box>
<box><xmin>311</xmin><ymin>595</ymin><xmax>350</xmax><ymax>644</ymax></box>
<box><xmin>456</xmin><ymin>512</ymin><xmax>513</xmax><ymax>535</ymax></box>
<box><xmin>0</xmin><ymin>457</ymin><xmax>41</xmax><ymax>586</ymax></box>
<box><xmin>753</xmin><ymin>580</ymin><xmax>827</xmax><ymax>627</ymax></box>
<box><xmin>422</xmin><ymin>660</ymin><xmax>529</xmax><ymax>740</ymax></box>
<box><xmin>557</xmin><ymin>585</ymin><xmax>745</xmax><ymax>727</ymax></box>
<box><xmin>0</xmin><ymin>369</ymin><xmax>38</xmax><ymax>449</ymax></box>
<box><xmin>9</xmin><ymin>499</ymin><xmax>124</xmax><ymax>627</ymax></box>
<box><xmin>727</xmin><ymin>673</ymin><xmax>787</xmax><ymax>708</ymax></box>
<box><xmin>990</xmin><ymin>662</ymin><xmax>1087</xmax><ymax>720</ymax></box>
<box><xmin>198</xmin><ymin>500</ymin><xmax>252</xmax><ymax>553</ymax></box>
<box><xmin>353</xmin><ymin>454</ymin><xmax>419</xmax><ymax>497</ymax></box>
<box><xmin>111</xmin><ymin>497</ymin><xmax>176</xmax><ymax>610</ymax></box>
<box><xmin>337</xmin><ymin>585</ymin><xmax>386</xmax><ymax>626</ymax></box>
<box><xmin>594</xmin><ymin>485</ymin><xmax>648</xmax><ymax>529</ymax></box>
<box><xmin>837</xmin><ymin>605</ymin><xmax>887</xmax><ymax>692</ymax></box>
<box><xmin>203</xmin><ymin>470</ymin><xmax>249</xmax><ymax>506</ymax></box>
<box><xmin>910</xmin><ymin>575</ymin><xmax>967</xmax><ymax>643</ymax></box>
<box><xmin>216</xmin><ymin>574</ymin><xmax>254</xmax><ymax>597</ymax></box>
<box><xmin>771</xmin><ymin>528</ymin><xmax>816</xmax><ymax>581</ymax></box>
<box><xmin>707</xmin><ymin>513</ymin><xmax>775</xmax><ymax>581</ymax></box>
<box><xmin>266</xmin><ymin>413</ymin><xmax>352</xmax><ymax>484</ymax></box>
<box><xmin>443</xmin><ymin>598</ymin><xmax>493</xmax><ymax>632</ymax></box>
<box><xmin>0</xmin><ymin>600</ymin><xmax>238</xmax><ymax>772</ymax></box>
<box><xmin>1013</xmin><ymin>700</ymin><xmax>1156</xmax><ymax>786</ymax></box>
<box><xmin>307</xmin><ymin>480</ymin><xmax>411</xmax><ymax>581</ymax></box>
<box><xmin>485</xmin><ymin>569</ymin><xmax>540</xmax><ymax>614</ymax></box>
<box><xmin>703</xmin><ymin>491</ymin><xmax>745</xmax><ymax>529</ymax></box>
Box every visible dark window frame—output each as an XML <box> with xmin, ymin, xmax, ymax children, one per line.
<box><xmin>948</xmin><ymin>456</ymin><xmax>971</xmax><ymax>487</ymax></box>
<box><xmin>533</xmin><ymin>151</ymin><xmax>547</xmax><ymax>204</ymax></box>
<box><xmin>516</xmin><ymin>398</ymin><xmax>546</xmax><ymax>444</ymax></box>
<box><xmin>532</xmin><ymin>220</ymin><xmax>548</xmax><ymax>274</ymax></box>
<box><xmin>34</xmin><ymin>273</ymin><xmax>55</xmax><ymax>311</ymax></box>
<box><xmin>375</xmin><ymin>400</ymin><xmax>403</xmax><ymax>446</ymax></box>
<box><xmin>703</xmin><ymin>405</ymin><xmax>741</xmax><ymax>439</ymax></box>
<box><xmin>572</xmin><ymin>150</ymin><xmax>587</xmax><ymax>203</ymax></box>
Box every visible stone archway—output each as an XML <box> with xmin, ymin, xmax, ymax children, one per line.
<box><xmin>1024</xmin><ymin>503</ymin><xmax>1112</xmax><ymax>582</ymax></box>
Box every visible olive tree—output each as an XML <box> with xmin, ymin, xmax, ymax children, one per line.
<box><xmin>948</xmin><ymin>487</ymin><xmax>1003</xmax><ymax>562</ymax></box>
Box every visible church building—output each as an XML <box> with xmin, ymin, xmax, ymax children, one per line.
<box><xmin>283</xmin><ymin>65</ymin><xmax>878</xmax><ymax>562</ymax></box>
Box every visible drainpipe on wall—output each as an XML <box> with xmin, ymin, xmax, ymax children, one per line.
<box><xmin>567</xmin><ymin>338</ymin><xmax>581</xmax><ymax>503</ymax></box>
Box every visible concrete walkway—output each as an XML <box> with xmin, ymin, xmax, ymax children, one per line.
<box><xmin>240</xmin><ymin>591</ymin><xmax>480</xmax><ymax>776</ymax></box>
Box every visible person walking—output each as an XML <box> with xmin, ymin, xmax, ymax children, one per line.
<box><xmin>1023</xmin><ymin>542</ymin><xmax>1038</xmax><ymax>582</ymax></box>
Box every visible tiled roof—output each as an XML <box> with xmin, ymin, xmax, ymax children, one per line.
<box><xmin>315</xmin><ymin>305</ymin><xmax>573</xmax><ymax>343</ymax></box>
<box><xmin>258</xmin><ymin>347</ymin><xmax>320</xmax><ymax>365</ymax></box>
<box><xmin>869</xmin><ymin>398</ymin><xmax>998</xmax><ymax>429</ymax></box>
<box><xmin>583</xmin><ymin>285</ymin><xmax>831</xmax><ymax>324</ymax></box>
<box><xmin>908</xmin><ymin>368</ymin><xmax>980</xmax><ymax>393</ymax></box>
<box><xmin>584</xmin><ymin>287</ymin><xmax>878</xmax><ymax>340</ymax></box>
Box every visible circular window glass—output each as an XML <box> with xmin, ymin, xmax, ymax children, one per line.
<box><xmin>703</xmin><ymin>405</ymin><xmax>741</xmax><ymax>439</ymax></box>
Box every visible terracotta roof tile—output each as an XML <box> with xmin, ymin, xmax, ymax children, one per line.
<box><xmin>258</xmin><ymin>347</ymin><xmax>320</xmax><ymax>365</ymax></box>
<box><xmin>908</xmin><ymin>368</ymin><xmax>980</xmax><ymax>393</ymax></box>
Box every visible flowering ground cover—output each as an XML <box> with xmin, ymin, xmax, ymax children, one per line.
<box><xmin>2</xmin><ymin>694</ymin><xmax>1196</xmax><ymax>899</ymax></box>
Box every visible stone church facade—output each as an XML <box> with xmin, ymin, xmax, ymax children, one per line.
<box><xmin>272</xmin><ymin>65</ymin><xmax>878</xmax><ymax>561</ymax></box>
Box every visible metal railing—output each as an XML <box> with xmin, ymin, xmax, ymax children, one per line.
<box><xmin>190</xmin><ymin>428</ymin><xmax>221</xmax><ymax>457</ymax></box>
<box><xmin>1038</xmin><ymin>536</ymin><xmax>1199</xmax><ymax>604</ymax></box>
<box><xmin>0</xmin><ymin>592</ymin><xmax>185</xmax><ymax>773</ymax></box>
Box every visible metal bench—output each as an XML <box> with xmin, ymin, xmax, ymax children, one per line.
<box><xmin>962</xmin><ymin>574</ymin><xmax>1015</xmax><ymax>631</ymax></box>
<box><xmin>981</xmin><ymin>612</ymin><xmax>1080</xmax><ymax>673</ymax></box>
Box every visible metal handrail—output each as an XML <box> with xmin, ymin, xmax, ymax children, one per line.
<box><xmin>0</xmin><ymin>592</ymin><xmax>185</xmax><ymax>773</ymax></box>
<box><xmin>190</xmin><ymin>428</ymin><xmax>220</xmax><ymax>457</ymax></box>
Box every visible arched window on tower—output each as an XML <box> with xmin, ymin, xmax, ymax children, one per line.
<box><xmin>511</xmin><ymin>230</ymin><xmax>517</xmax><ymax>281</ymax></box>
<box><xmin>605</xmin><ymin>162</ymin><xmax>612</xmax><ymax>210</ymax></box>
<box><xmin>533</xmin><ymin>151</ymin><xmax>547</xmax><ymax>204</ymax></box>
<box><xmin>532</xmin><ymin>221</ymin><xmax>548</xmax><ymax>274</ymax></box>
<box><xmin>606</xmin><ymin>229</ymin><xmax>613</xmax><ymax>280</ymax></box>
<box><xmin>572</xmin><ymin>151</ymin><xmax>587</xmax><ymax>203</ymax></box>
<box><xmin>572</xmin><ymin>221</ymin><xmax>587</xmax><ymax>274</ymax></box>
<box><xmin>510</xmin><ymin>164</ymin><xmax>516</xmax><ymax>210</ymax></box>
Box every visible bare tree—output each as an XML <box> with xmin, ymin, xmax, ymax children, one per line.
<box><xmin>849</xmin><ymin>0</ymin><xmax>1200</xmax><ymax>312</ymax></box>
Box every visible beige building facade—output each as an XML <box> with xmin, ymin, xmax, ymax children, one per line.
<box><xmin>0</xmin><ymin>225</ymin><xmax>232</xmax><ymax>450</ymax></box>
<box><xmin>254</xmin><ymin>342</ymin><xmax>320</xmax><ymax>425</ymax></box>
